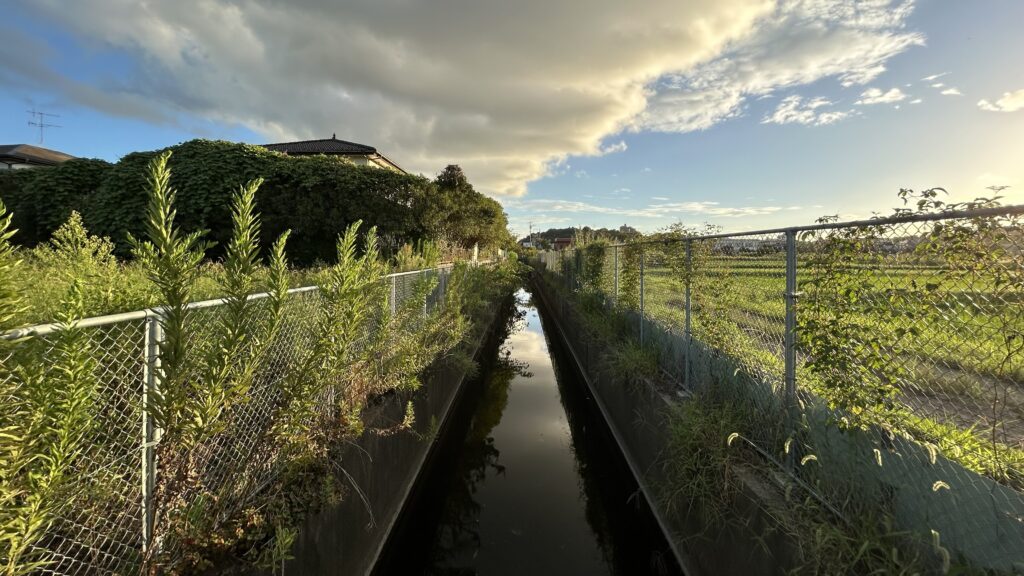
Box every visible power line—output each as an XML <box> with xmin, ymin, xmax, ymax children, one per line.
<box><xmin>27</xmin><ymin>107</ymin><xmax>61</xmax><ymax>144</ymax></box>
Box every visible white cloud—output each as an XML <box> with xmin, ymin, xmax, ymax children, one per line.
<box><xmin>909</xmin><ymin>98</ymin><xmax>922</xmax><ymax>104</ymax></box>
<box><xmin>636</xmin><ymin>1</ymin><xmax>922</xmax><ymax>132</ymax></box>
<box><xmin>941</xmin><ymin>88</ymin><xmax>962</xmax><ymax>96</ymax></box>
<box><xmin>16</xmin><ymin>0</ymin><xmax>922</xmax><ymax>196</ymax></box>
<box><xmin>613</xmin><ymin>187</ymin><xmax>632</xmax><ymax>193</ymax></box>
<box><xmin>506</xmin><ymin>198</ymin><xmax>786</xmax><ymax>219</ymax></box>
<box><xmin>651</xmin><ymin>196</ymin><xmax>670</xmax><ymax>201</ymax></box>
<box><xmin>763</xmin><ymin>95</ymin><xmax>853</xmax><ymax>125</ymax></box>
<box><xmin>978</xmin><ymin>88</ymin><xmax>1024</xmax><ymax>112</ymax></box>
<box><xmin>856</xmin><ymin>87</ymin><xmax>907</xmax><ymax>105</ymax></box>
<box><xmin>599</xmin><ymin>140</ymin><xmax>628</xmax><ymax>155</ymax></box>
<box><xmin>641</xmin><ymin>167</ymin><xmax>653</xmax><ymax>173</ymax></box>
<box><xmin>931</xmin><ymin>82</ymin><xmax>945</xmax><ymax>88</ymax></box>
<box><xmin>921</xmin><ymin>72</ymin><xmax>949</xmax><ymax>82</ymax></box>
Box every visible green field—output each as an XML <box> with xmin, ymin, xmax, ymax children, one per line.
<box><xmin>548</xmin><ymin>243</ymin><xmax>1024</xmax><ymax>490</ymax></box>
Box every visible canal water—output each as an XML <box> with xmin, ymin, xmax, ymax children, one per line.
<box><xmin>378</xmin><ymin>289</ymin><xmax>683</xmax><ymax>576</ymax></box>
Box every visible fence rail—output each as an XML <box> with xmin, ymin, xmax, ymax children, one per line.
<box><xmin>537</xmin><ymin>204</ymin><xmax>1024</xmax><ymax>572</ymax></box>
<box><xmin>0</xmin><ymin>262</ymin><xmax>479</xmax><ymax>575</ymax></box>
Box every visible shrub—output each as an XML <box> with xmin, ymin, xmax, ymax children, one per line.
<box><xmin>0</xmin><ymin>158</ymin><xmax>112</xmax><ymax>246</ymax></box>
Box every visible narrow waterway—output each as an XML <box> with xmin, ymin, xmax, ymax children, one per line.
<box><xmin>378</xmin><ymin>288</ymin><xmax>683</xmax><ymax>576</ymax></box>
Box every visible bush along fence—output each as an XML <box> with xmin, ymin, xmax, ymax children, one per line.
<box><xmin>535</xmin><ymin>192</ymin><xmax>1024</xmax><ymax>574</ymax></box>
<box><xmin>0</xmin><ymin>151</ymin><xmax>520</xmax><ymax>576</ymax></box>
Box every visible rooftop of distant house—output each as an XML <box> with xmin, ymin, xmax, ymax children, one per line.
<box><xmin>262</xmin><ymin>134</ymin><xmax>405</xmax><ymax>173</ymax></box>
<box><xmin>0</xmin><ymin>143</ymin><xmax>76</xmax><ymax>168</ymax></box>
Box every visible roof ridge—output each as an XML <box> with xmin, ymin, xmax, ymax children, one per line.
<box><xmin>262</xmin><ymin>136</ymin><xmax>376</xmax><ymax>152</ymax></box>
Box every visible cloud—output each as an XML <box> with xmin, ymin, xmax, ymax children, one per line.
<box><xmin>641</xmin><ymin>167</ymin><xmax>653</xmax><ymax>173</ymax></box>
<box><xmin>599</xmin><ymin>140</ymin><xmax>628</xmax><ymax>154</ymax></box>
<box><xmin>506</xmin><ymin>198</ymin><xmax>786</xmax><ymax>218</ymax></box>
<box><xmin>763</xmin><ymin>95</ymin><xmax>853</xmax><ymax>125</ymax></box>
<box><xmin>855</xmin><ymin>87</ymin><xmax>907</xmax><ymax>105</ymax></box>
<box><xmin>978</xmin><ymin>88</ymin><xmax>1024</xmax><ymax>112</ymax></box>
<box><xmin>921</xmin><ymin>72</ymin><xmax>949</xmax><ymax>82</ymax></box>
<box><xmin>15</xmin><ymin>0</ymin><xmax>922</xmax><ymax>196</ymax></box>
<box><xmin>635</xmin><ymin>1</ymin><xmax>922</xmax><ymax>132</ymax></box>
<box><xmin>940</xmin><ymin>87</ymin><xmax>962</xmax><ymax>96</ymax></box>
<box><xmin>613</xmin><ymin>187</ymin><xmax>632</xmax><ymax>193</ymax></box>
<box><xmin>909</xmin><ymin>98</ymin><xmax>922</xmax><ymax>104</ymax></box>
<box><xmin>651</xmin><ymin>196</ymin><xmax>670</xmax><ymax>201</ymax></box>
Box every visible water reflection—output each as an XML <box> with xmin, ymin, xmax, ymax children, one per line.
<box><xmin>384</xmin><ymin>289</ymin><xmax>681</xmax><ymax>576</ymax></box>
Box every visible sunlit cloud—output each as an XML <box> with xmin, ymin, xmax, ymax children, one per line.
<box><xmin>762</xmin><ymin>95</ymin><xmax>854</xmax><ymax>126</ymax></box>
<box><xmin>505</xmin><ymin>198</ymin><xmax>786</xmax><ymax>219</ymax></box>
<box><xmin>940</xmin><ymin>88</ymin><xmax>962</xmax><ymax>96</ymax></box>
<box><xmin>978</xmin><ymin>88</ymin><xmax>1024</xmax><ymax>112</ymax></box>
<box><xmin>16</xmin><ymin>0</ymin><xmax>923</xmax><ymax>196</ymax></box>
<box><xmin>856</xmin><ymin>87</ymin><xmax>907</xmax><ymax>105</ymax></box>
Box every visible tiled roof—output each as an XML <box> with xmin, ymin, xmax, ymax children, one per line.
<box><xmin>0</xmin><ymin>144</ymin><xmax>76</xmax><ymax>165</ymax></box>
<box><xmin>262</xmin><ymin>135</ymin><xmax>377</xmax><ymax>156</ymax></box>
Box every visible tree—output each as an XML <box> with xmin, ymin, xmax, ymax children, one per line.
<box><xmin>421</xmin><ymin>165</ymin><xmax>511</xmax><ymax>249</ymax></box>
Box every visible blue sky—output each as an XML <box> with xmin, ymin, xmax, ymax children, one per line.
<box><xmin>3</xmin><ymin>1</ymin><xmax>1022</xmax><ymax>238</ymax></box>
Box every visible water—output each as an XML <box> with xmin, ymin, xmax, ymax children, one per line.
<box><xmin>378</xmin><ymin>289</ymin><xmax>683</xmax><ymax>576</ymax></box>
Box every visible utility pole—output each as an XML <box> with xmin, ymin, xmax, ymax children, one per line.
<box><xmin>27</xmin><ymin>108</ymin><xmax>61</xmax><ymax>144</ymax></box>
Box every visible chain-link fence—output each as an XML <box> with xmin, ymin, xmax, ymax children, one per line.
<box><xmin>0</xmin><ymin>264</ymin><xmax>464</xmax><ymax>575</ymax></box>
<box><xmin>537</xmin><ymin>205</ymin><xmax>1024</xmax><ymax>572</ymax></box>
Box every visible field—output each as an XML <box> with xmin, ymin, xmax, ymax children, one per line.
<box><xmin>555</xmin><ymin>230</ymin><xmax>1024</xmax><ymax>491</ymax></box>
<box><xmin>539</xmin><ymin>228</ymin><xmax>1024</xmax><ymax>570</ymax></box>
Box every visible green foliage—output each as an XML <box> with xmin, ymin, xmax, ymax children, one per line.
<box><xmin>0</xmin><ymin>158</ymin><xmax>112</xmax><ymax>246</ymax></box>
<box><xmin>0</xmin><ymin>153</ymin><xmax>520</xmax><ymax>574</ymax></box>
<box><xmin>0</xmin><ymin>140</ymin><xmax>513</xmax><ymax>265</ymax></box>
<box><xmin>394</xmin><ymin>239</ymin><xmax>442</xmax><ymax>272</ymax></box>
<box><xmin>1</xmin><ymin>283</ymin><xmax>99</xmax><ymax>576</ymax></box>
<box><xmin>532</xmin><ymin>205</ymin><xmax>1024</xmax><ymax>573</ymax></box>
<box><xmin>618</xmin><ymin>241</ymin><xmax>643</xmax><ymax>309</ymax></box>
<box><xmin>0</xmin><ymin>200</ymin><xmax>24</xmax><ymax>331</ymax></box>
<box><xmin>577</xmin><ymin>239</ymin><xmax>607</xmax><ymax>295</ymax></box>
<box><xmin>129</xmin><ymin>151</ymin><xmax>211</xmax><ymax>436</ymax></box>
<box><xmin>525</xmin><ymin>224</ymin><xmax>640</xmax><ymax>249</ymax></box>
<box><xmin>798</xmin><ymin>219</ymin><xmax>912</xmax><ymax>427</ymax></box>
<box><xmin>422</xmin><ymin>165</ymin><xmax>512</xmax><ymax>250</ymax></box>
<box><xmin>22</xmin><ymin>212</ymin><xmax>153</xmax><ymax>323</ymax></box>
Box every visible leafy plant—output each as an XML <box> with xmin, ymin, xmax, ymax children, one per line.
<box><xmin>1</xmin><ymin>279</ymin><xmax>100</xmax><ymax>576</ymax></box>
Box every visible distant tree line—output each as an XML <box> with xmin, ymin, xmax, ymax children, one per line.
<box><xmin>522</xmin><ymin>224</ymin><xmax>641</xmax><ymax>249</ymax></box>
<box><xmin>0</xmin><ymin>139</ymin><xmax>512</xmax><ymax>264</ymax></box>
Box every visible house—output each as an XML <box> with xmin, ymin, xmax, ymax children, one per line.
<box><xmin>552</xmin><ymin>237</ymin><xmax>573</xmax><ymax>251</ymax></box>
<box><xmin>0</xmin><ymin>143</ymin><xmax>75</xmax><ymax>170</ymax></box>
<box><xmin>262</xmin><ymin>134</ymin><xmax>405</xmax><ymax>173</ymax></box>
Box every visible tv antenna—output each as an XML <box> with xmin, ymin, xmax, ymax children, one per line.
<box><xmin>27</xmin><ymin>108</ymin><xmax>61</xmax><ymax>144</ymax></box>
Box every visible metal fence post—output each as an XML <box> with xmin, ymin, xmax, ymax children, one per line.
<box><xmin>639</xmin><ymin>247</ymin><xmax>645</xmax><ymax>346</ymax></box>
<box><xmin>142</xmin><ymin>313</ymin><xmax>163</xmax><ymax>552</ymax></box>
<box><xmin>784</xmin><ymin>230</ymin><xmax>799</xmax><ymax>410</ymax></box>
<box><xmin>390</xmin><ymin>275</ymin><xmax>398</xmax><ymax>316</ymax></box>
<box><xmin>684</xmin><ymin>239</ymin><xmax>692</xmax><ymax>389</ymax></box>
<box><xmin>613</xmin><ymin>245</ymin><xmax>619</xmax><ymax>305</ymax></box>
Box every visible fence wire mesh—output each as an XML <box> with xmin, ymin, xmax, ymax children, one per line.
<box><xmin>1</xmin><ymin>265</ymin><xmax>455</xmax><ymax>575</ymax></box>
<box><xmin>536</xmin><ymin>207</ymin><xmax>1024</xmax><ymax>572</ymax></box>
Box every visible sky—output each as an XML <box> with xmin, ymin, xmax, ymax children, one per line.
<box><xmin>2</xmin><ymin>0</ymin><xmax>1022</xmax><ymax>238</ymax></box>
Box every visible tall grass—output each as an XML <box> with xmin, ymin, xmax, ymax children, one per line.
<box><xmin>0</xmin><ymin>154</ymin><xmax>523</xmax><ymax>575</ymax></box>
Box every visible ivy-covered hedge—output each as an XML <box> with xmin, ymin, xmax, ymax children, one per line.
<box><xmin>0</xmin><ymin>158</ymin><xmax>112</xmax><ymax>246</ymax></box>
<box><xmin>0</xmin><ymin>139</ymin><xmax>450</xmax><ymax>264</ymax></box>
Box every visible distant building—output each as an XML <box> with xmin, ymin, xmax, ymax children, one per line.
<box><xmin>552</xmin><ymin>237</ymin><xmax>573</xmax><ymax>251</ymax></box>
<box><xmin>0</xmin><ymin>144</ymin><xmax>75</xmax><ymax>170</ymax></box>
<box><xmin>262</xmin><ymin>134</ymin><xmax>405</xmax><ymax>173</ymax></box>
